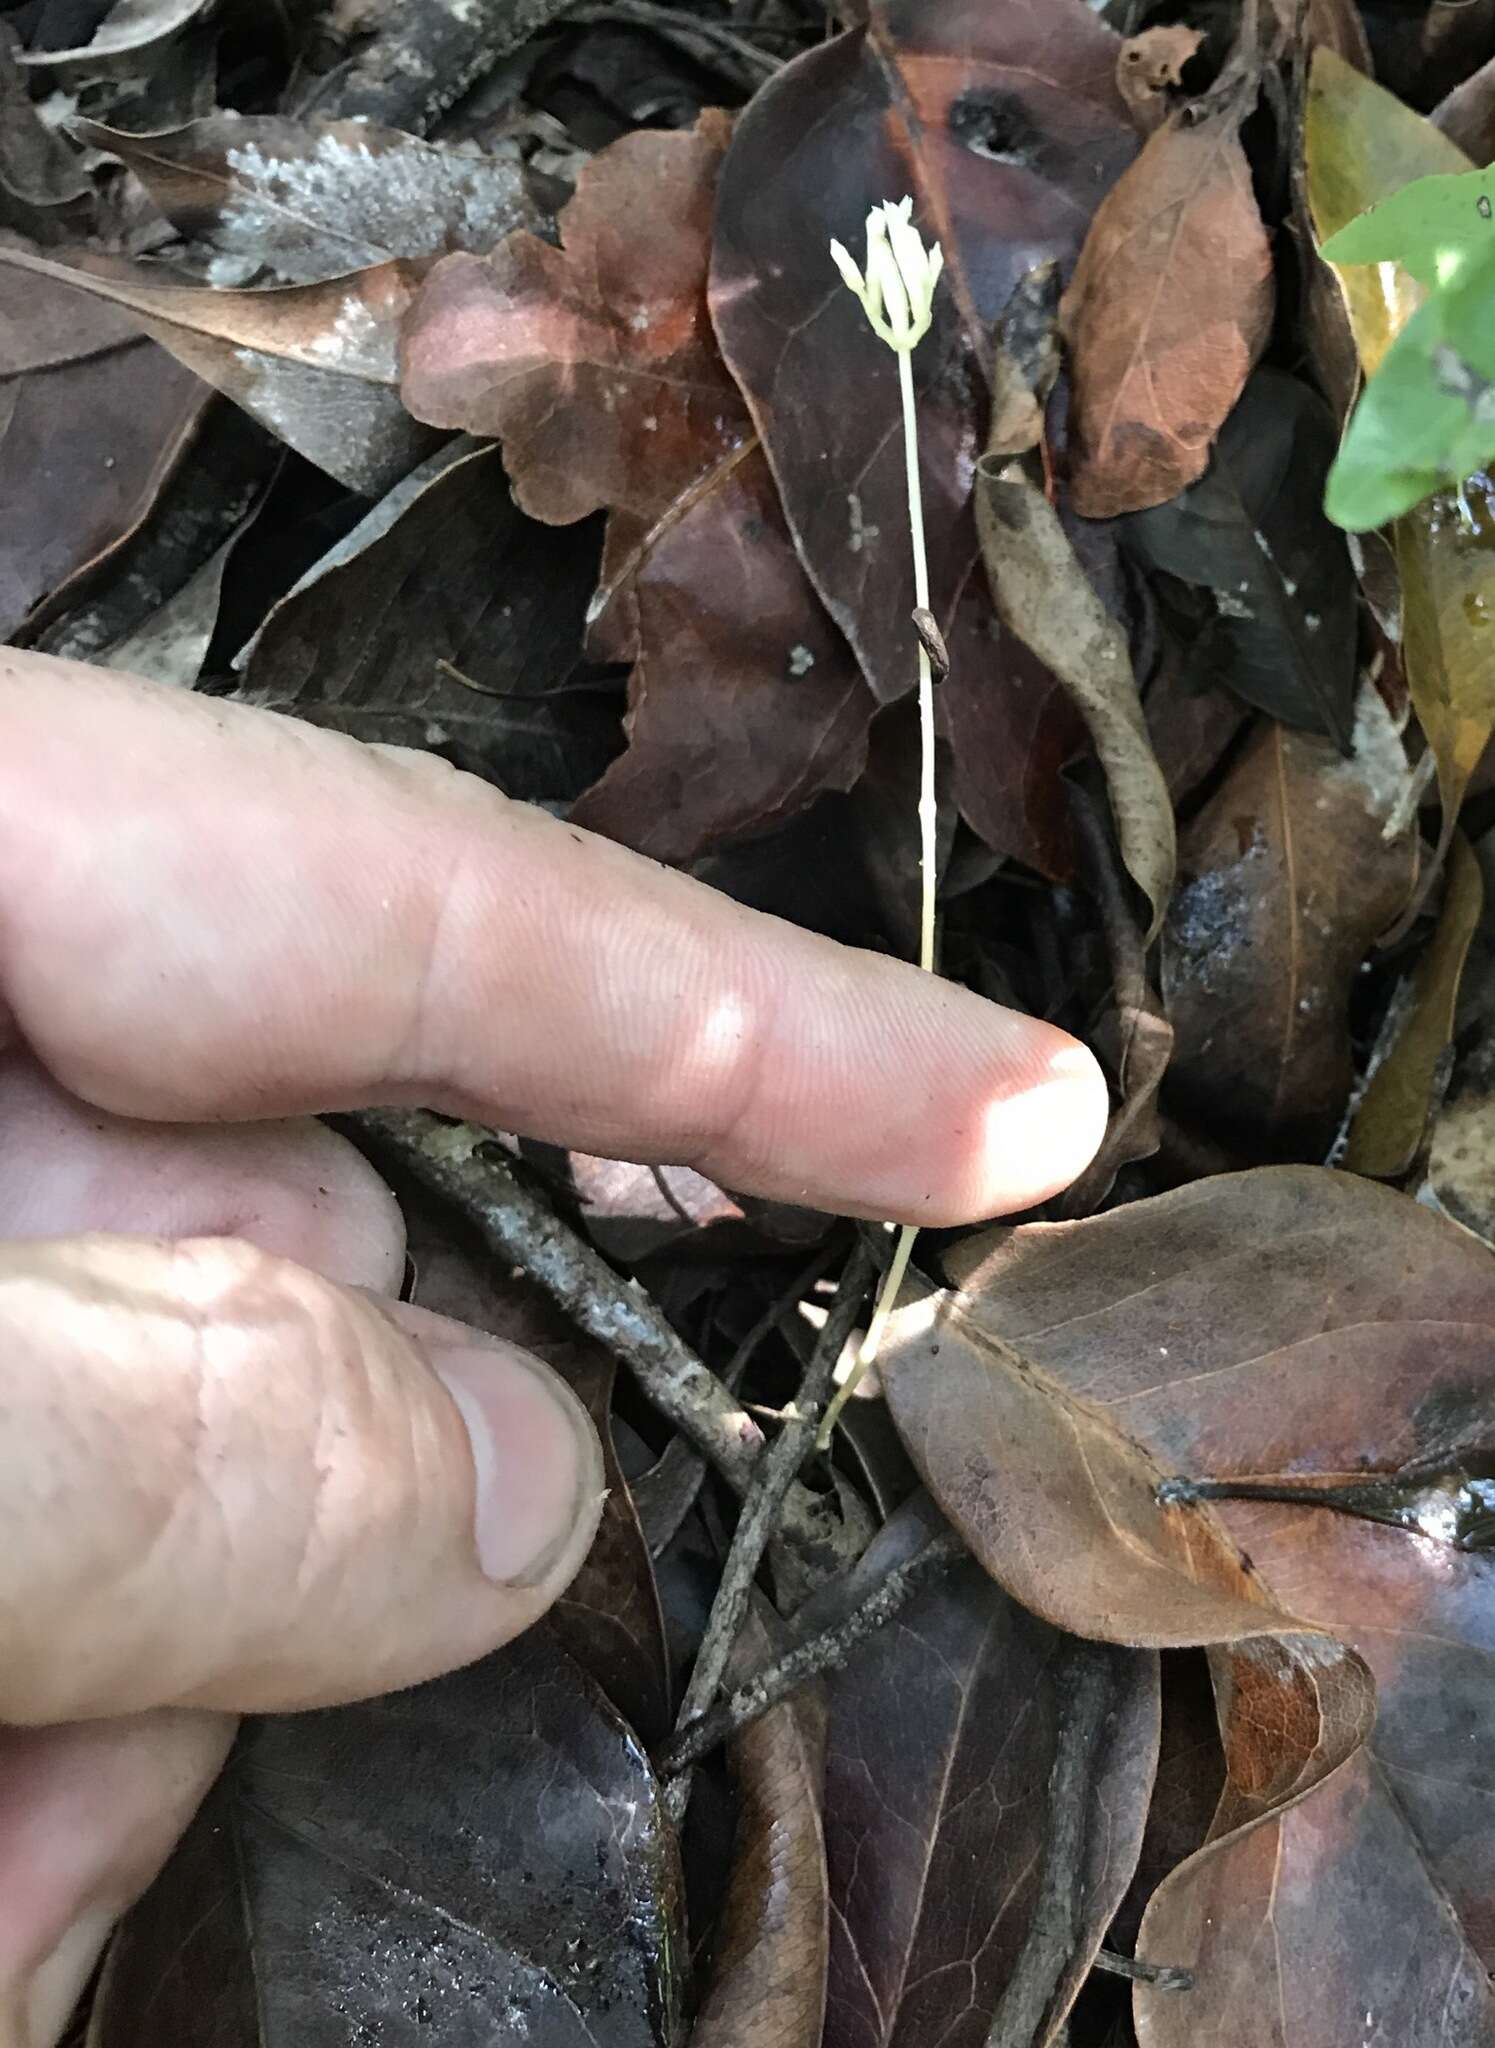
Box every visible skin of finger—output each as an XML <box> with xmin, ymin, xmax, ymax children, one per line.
<box><xmin>0</xmin><ymin>1049</ymin><xmax>406</xmax><ymax>1290</ymax></box>
<box><xmin>0</xmin><ymin>1235</ymin><xmax>603</xmax><ymax>1724</ymax></box>
<box><xmin>0</xmin><ymin>1710</ymin><xmax>235</xmax><ymax>2048</ymax></box>
<box><xmin>0</xmin><ymin>653</ymin><xmax>1106</xmax><ymax>1222</ymax></box>
<box><xmin>0</xmin><ymin>1072</ymin><xmax>406</xmax><ymax>2045</ymax></box>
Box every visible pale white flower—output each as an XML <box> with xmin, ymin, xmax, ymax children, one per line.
<box><xmin>829</xmin><ymin>196</ymin><xmax>944</xmax><ymax>353</ymax></box>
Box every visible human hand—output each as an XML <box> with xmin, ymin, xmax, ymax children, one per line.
<box><xmin>0</xmin><ymin>649</ymin><xmax>1105</xmax><ymax>2044</ymax></box>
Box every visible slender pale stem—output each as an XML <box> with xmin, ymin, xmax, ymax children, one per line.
<box><xmin>899</xmin><ymin>345</ymin><xmax>937</xmax><ymax>978</ymax></box>
<box><xmin>818</xmin><ymin>346</ymin><xmax>937</xmax><ymax>1449</ymax></box>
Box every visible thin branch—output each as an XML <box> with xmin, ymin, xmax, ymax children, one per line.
<box><xmin>1093</xmin><ymin>1950</ymin><xmax>1194</xmax><ymax>1993</ymax></box>
<box><xmin>665</xmin><ymin>1240</ymin><xmax>878</xmax><ymax>1815</ymax></box>
<box><xmin>298</xmin><ymin>0</ymin><xmax>584</xmax><ymax>127</ymax></box>
<box><xmin>986</xmin><ymin>1640</ymin><xmax>1117</xmax><ymax>2047</ymax></box>
<box><xmin>653</xmin><ymin>1527</ymin><xmax>964</xmax><ymax>1777</ymax></box>
<box><xmin>350</xmin><ymin>1108</ymin><xmax>862</xmax><ymax>1574</ymax></box>
<box><xmin>633</xmin><ymin>1244</ymin><xmax>836</xmax><ymax>1559</ymax></box>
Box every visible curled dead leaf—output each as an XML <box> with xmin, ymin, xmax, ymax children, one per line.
<box><xmin>975</xmin><ymin>459</ymin><xmax>1174</xmax><ymax>938</ymax></box>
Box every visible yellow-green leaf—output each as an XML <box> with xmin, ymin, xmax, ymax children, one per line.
<box><xmin>1306</xmin><ymin>48</ymin><xmax>1495</xmax><ymax>850</ymax></box>
<box><xmin>1344</xmin><ymin>832</ymin><xmax>1484</xmax><ymax>1179</ymax></box>
<box><xmin>1395</xmin><ymin>483</ymin><xmax>1495</xmax><ymax>828</ymax></box>
<box><xmin>1305</xmin><ymin>48</ymin><xmax>1471</xmax><ymax>378</ymax></box>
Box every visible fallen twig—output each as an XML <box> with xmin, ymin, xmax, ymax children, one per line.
<box><xmin>350</xmin><ymin>1108</ymin><xmax>862</xmax><ymax>1574</ymax></box>
<box><xmin>633</xmin><ymin>1244</ymin><xmax>836</xmax><ymax>1558</ymax></box>
<box><xmin>663</xmin><ymin>1238</ymin><xmax>877</xmax><ymax>1816</ymax></box>
<box><xmin>1093</xmin><ymin>1949</ymin><xmax>1194</xmax><ymax>1993</ymax></box>
<box><xmin>653</xmin><ymin>1526</ymin><xmax>964</xmax><ymax>1777</ymax></box>
<box><xmin>986</xmin><ymin>1640</ymin><xmax>1119</xmax><ymax>2047</ymax></box>
<box><xmin>303</xmin><ymin>0</ymin><xmax>585</xmax><ymax>129</ymax></box>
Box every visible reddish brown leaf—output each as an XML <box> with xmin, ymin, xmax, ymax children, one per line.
<box><xmin>883</xmin><ymin>1167</ymin><xmax>1495</xmax><ymax>2044</ymax></box>
<box><xmin>1061</xmin><ymin>102</ymin><xmax>1274</xmax><ymax>518</ymax></box>
<box><xmin>401</xmin><ymin>113</ymin><xmax>872</xmax><ymax>865</ymax></box>
<box><xmin>401</xmin><ymin>113</ymin><xmax>745</xmax><ymax>528</ymax></box>
<box><xmin>0</xmin><ymin>272</ymin><xmax>206</xmax><ymax>638</ymax></box>
<box><xmin>1163</xmin><ymin>700</ymin><xmax>1416</xmax><ymax>1159</ymax></box>
<box><xmin>693</xmin><ymin>1604</ymin><xmax>829</xmax><ymax>2048</ymax></box>
<box><xmin>822</xmin><ymin>1498</ymin><xmax>1158</xmax><ymax>2048</ymax></box>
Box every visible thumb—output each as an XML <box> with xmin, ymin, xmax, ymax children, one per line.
<box><xmin>0</xmin><ymin>1235</ymin><xmax>604</xmax><ymax>1724</ymax></box>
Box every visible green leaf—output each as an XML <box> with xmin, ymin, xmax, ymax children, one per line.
<box><xmin>1320</xmin><ymin>165</ymin><xmax>1495</xmax><ymax>289</ymax></box>
<box><xmin>1324</xmin><ymin>296</ymin><xmax>1493</xmax><ymax>530</ymax></box>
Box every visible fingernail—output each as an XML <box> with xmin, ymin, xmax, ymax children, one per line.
<box><xmin>426</xmin><ymin>1340</ymin><xmax>603</xmax><ymax>1585</ymax></box>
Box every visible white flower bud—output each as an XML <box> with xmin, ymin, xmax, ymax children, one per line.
<box><xmin>829</xmin><ymin>197</ymin><xmax>943</xmax><ymax>354</ymax></box>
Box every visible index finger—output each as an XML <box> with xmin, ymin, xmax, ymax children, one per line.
<box><xmin>0</xmin><ymin>652</ymin><xmax>1105</xmax><ymax>1224</ymax></box>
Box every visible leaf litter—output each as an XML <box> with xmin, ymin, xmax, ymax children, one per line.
<box><xmin>12</xmin><ymin>3</ymin><xmax>1495</xmax><ymax>2046</ymax></box>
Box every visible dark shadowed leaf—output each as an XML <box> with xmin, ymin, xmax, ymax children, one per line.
<box><xmin>237</xmin><ymin>441</ymin><xmax>618</xmax><ymax>810</ymax></box>
<box><xmin>692</xmin><ymin>1603</ymin><xmax>828</xmax><ymax>2048</ymax></box>
<box><xmin>1163</xmin><ymin>699</ymin><xmax>1415</xmax><ymax>1160</ymax></box>
<box><xmin>1062</xmin><ymin>97</ymin><xmax>1273</xmax><ymax>518</ymax></box>
<box><xmin>1107</xmin><ymin>1652</ymin><xmax>1224</xmax><ymax>1954</ymax></box>
<box><xmin>0</xmin><ymin>24</ymin><xmax>92</xmax><ymax>238</ymax></box>
<box><xmin>92</xmin><ymin>1634</ymin><xmax>686</xmax><ymax>2047</ymax></box>
<box><xmin>823</xmin><ymin>1497</ymin><xmax>1157</xmax><ymax>2048</ymax></box>
<box><xmin>77</xmin><ymin>113</ymin><xmax>534</xmax><ymax>285</ymax></box>
<box><xmin>709</xmin><ymin>0</ymin><xmax>1136</xmax><ymax>705</ymax></box>
<box><xmin>1363</xmin><ymin>0</ymin><xmax>1495</xmax><ymax>113</ymax></box>
<box><xmin>570</xmin><ymin>445</ymin><xmax>870</xmax><ymax>863</ymax></box>
<box><xmin>1120</xmin><ymin>371</ymin><xmax>1359</xmax><ymax>747</ymax></box>
<box><xmin>1432</xmin><ymin>51</ymin><xmax>1495</xmax><ymax>165</ymax></box>
<box><xmin>884</xmin><ymin>1168</ymin><xmax>1495</xmax><ymax>2044</ymax></box>
<box><xmin>0</xmin><ymin>241</ymin><xmax>432</xmax><ymax>491</ymax></box>
<box><xmin>0</xmin><ymin>272</ymin><xmax>206</xmax><ymax>638</ymax></box>
<box><xmin>937</xmin><ymin>587</ymin><xmax>1084</xmax><ymax>878</ymax></box>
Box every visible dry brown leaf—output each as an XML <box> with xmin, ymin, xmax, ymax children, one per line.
<box><xmin>693</xmin><ymin>1603</ymin><xmax>828</xmax><ymax>2048</ymax></box>
<box><xmin>1062</xmin><ymin>100</ymin><xmax>1274</xmax><ymax>518</ymax></box>
<box><xmin>883</xmin><ymin>1167</ymin><xmax>1495</xmax><ymax>2041</ymax></box>
<box><xmin>0</xmin><ymin>241</ymin><xmax>430</xmax><ymax>491</ymax></box>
